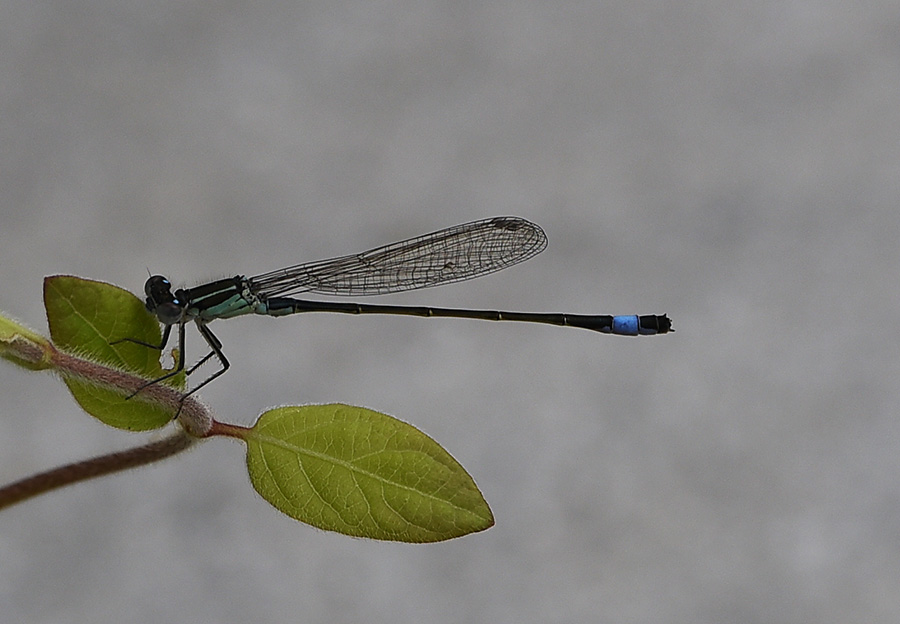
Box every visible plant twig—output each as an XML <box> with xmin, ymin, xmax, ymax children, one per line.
<box><xmin>1</xmin><ymin>319</ymin><xmax>217</xmax><ymax>510</ymax></box>
<box><xmin>4</xmin><ymin>330</ymin><xmax>214</xmax><ymax>437</ymax></box>
<box><xmin>0</xmin><ymin>431</ymin><xmax>195</xmax><ymax>510</ymax></box>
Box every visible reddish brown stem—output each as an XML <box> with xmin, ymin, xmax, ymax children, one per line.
<box><xmin>207</xmin><ymin>420</ymin><xmax>252</xmax><ymax>439</ymax></box>
<box><xmin>0</xmin><ymin>431</ymin><xmax>195</xmax><ymax>510</ymax></box>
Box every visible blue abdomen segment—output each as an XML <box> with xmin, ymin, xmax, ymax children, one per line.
<box><xmin>610</xmin><ymin>314</ymin><xmax>671</xmax><ymax>335</ymax></box>
<box><xmin>612</xmin><ymin>315</ymin><xmax>640</xmax><ymax>335</ymax></box>
<box><xmin>608</xmin><ymin>315</ymin><xmax>670</xmax><ymax>335</ymax></box>
<box><xmin>564</xmin><ymin>313</ymin><xmax>672</xmax><ymax>335</ymax></box>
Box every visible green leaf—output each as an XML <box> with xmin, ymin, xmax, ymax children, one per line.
<box><xmin>44</xmin><ymin>275</ymin><xmax>182</xmax><ymax>430</ymax></box>
<box><xmin>245</xmin><ymin>404</ymin><xmax>494</xmax><ymax>542</ymax></box>
<box><xmin>0</xmin><ymin>312</ymin><xmax>52</xmax><ymax>371</ymax></box>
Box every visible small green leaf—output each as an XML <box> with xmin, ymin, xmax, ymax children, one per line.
<box><xmin>0</xmin><ymin>312</ymin><xmax>52</xmax><ymax>371</ymax></box>
<box><xmin>245</xmin><ymin>404</ymin><xmax>494</xmax><ymax>542</ymax></box>
<box><xmin>44</xmin><ymin>275</ymin><xmax>182</xmax><ymax>430</ymax></box>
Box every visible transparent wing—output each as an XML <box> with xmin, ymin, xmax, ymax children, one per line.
<box><xmin>248</xmin><ymin>216</ymin><xmax>548</xmax><ymax>297</ymax></box>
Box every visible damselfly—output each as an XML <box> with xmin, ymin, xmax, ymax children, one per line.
<box><xmin>121</xmin><ymin>217</ymin><xmax>671</xmax><ymax>400</ymax></box>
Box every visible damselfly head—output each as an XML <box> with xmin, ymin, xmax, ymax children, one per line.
<box><xmin>143</xmin><ymin>276</ymin><xmax>185</xmax><ymax>324</ymax></box>
<box><xmin>144</xmin><ymin>276</ymin><xmax>172</xmax><ymax>304</ymax></box>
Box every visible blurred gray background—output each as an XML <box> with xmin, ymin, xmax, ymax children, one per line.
<box><xmin>2</xmin><ymin>2</ymin><xmax>899</xmax><ymax>623</ymax></box>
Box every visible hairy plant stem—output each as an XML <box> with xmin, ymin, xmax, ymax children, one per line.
<box><xmin>0</xmin><ymin>431</ymin><xmax>195</xmax><ymax>510</ymax></box>
<box><xmin>1</xmin><ymin>328</ymin><xmax>217</xmax><ymax>510</ymax></box>
<box><xmin>4</xmin><ymin>331</ymin><xmax>214</xmax><ymax>436</ymax></box>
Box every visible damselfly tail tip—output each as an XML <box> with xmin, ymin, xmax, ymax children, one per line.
<box><xmin>658</xmin><ymin>314</ymin><xmax>673</xmax><ymax>334</ymax></box>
